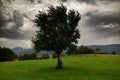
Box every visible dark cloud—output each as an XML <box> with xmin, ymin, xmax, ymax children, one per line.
<box><xmin>0</xmin><ymin>29</ymin><xmax>22</xmax><ymax>39</ymax></box>
<box><xmin>0</xmin><ymin>0</ymin><xmax>120</xmax><ymax>48</ymax></box>
<box><xmin>26</xmin><ymin>0</ymin><xmax>42</xmax><ymax>4</ymax></box>
<box><xmin>77</xmin><ymin>0</ymin><xmax>120</xmax><ymax>43</ymax></box>
<box><xmin>0</xmin><ymin>0</ymin><xmax>5</xmax><ymax>27</ymax></box>
<box><xmin>0</xmin><ymin>10</ymin><xmax>25</xmax><ymax>39</ymax></box>
<box><xmin>101</xmin><ymin>0</ymin><xmax>120</xmax><ymax>1</ymax></box>
<box><xmin>0</xmin><ymin>0</ymin><xmax>15</xmax><ymax>28</ymax></box>
<box><xmin>77</xmin><ymin>0</ymin><xmax>120</xmax><ymax>4</ymax></box>
<box><xmin>77</xmin><ymin>0</ymin><xmax>96</xmax><ymax>4</ymax></box>
<box><xmin>23</xmin><ymin>13</ymin><xmax>33</xmax><ymax>21</ymax></box>
<box><xmin>13</xmin><ymin>10</ymin><xmax>24</xmax><ymax>27</ymax></box>
<box><xmin>6</xmin><ymin>0</ymin><xmax>12</xmax><ymax>3</ymax></box>
<box><xmin>86</xmin><ymin>12</ymin><xmax>120</xmax><ymax>26</ymax></box>
<box><xmin>0</xmin><ymin>13</ymin><xmax>6</xmax><ymax>27</ymax></box>
<box><xmin>85</xmin><ymin>10</ymin><xmax>120</xmax><ymax>39</ymax></box>
<box><xmin>37</xmin><ymin>0</ymin><xmax>41</xmax><ymax>3</ymax></box>
<box><xmin>27</xmin><ymin>0</ymin><xmax>35</xmax><ymax>4</ymax></box>
<box><xmin>94</xmin><ymin>28</ymin><xmax>120</xmax><ymax>39</ymax></box>
<box><xmin>2</xmin><ymin>0</ymin><xmax>15</xmax><ymax>4</ymax></box>
<box><xmin>61</xmin><ymin>0</ymin><xmax>67</xmax><ymax>2</ymax></box>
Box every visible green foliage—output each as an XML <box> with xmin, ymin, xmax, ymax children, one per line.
<box><xmin>0</xmin><ymin>47</ymin><xmax>16</xmax><ymax>62</ymax></box>
<box><xmin>0</xmin><ymin>56</ymin><xmax>120</xmax><ymax>80</ymax></box>
<box><xmin>75</xmin><ymin>46</ymin><xmax>94</xmax><ymax>54</ymax></box>
<box><xmin>19</xmin><ymin>53</ymin><xmax>37</xmax><ymax>60</ymax></box>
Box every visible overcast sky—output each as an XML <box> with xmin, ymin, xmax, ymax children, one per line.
<box><xmin>0</xmin><ymin>0</ymin><xmax>120</xmax><ymax>49</ymax></box>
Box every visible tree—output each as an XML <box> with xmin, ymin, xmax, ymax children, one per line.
<box><xmin>32</xmin><ymin>4</ymin><xmax>81</xmax><ymax>69</ymax></box>
<box><xmin>111</xmin><ymin>51</ymin><xmax>116</xmax><ymax>55</ymax></box>
<box><xmin>0</xmin><ymin>47</ymin><xmax>16</xmax><ymax>62</ymax></box>
<box><xmin>95</xmin><ymin>48</ymin><xmax>100</xmax><ymax>51</ymax></box>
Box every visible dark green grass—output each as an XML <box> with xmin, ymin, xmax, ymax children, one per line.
<box><xmin>0</xmin><ymin>56</ymin><xmax>120</xmax><ymax>80</ymax></box>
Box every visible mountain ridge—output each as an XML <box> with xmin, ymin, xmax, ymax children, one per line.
<box><xmin>12</xmin><ymin>44</ymin><xmax>120</xmax><ymax>55</ymax></box>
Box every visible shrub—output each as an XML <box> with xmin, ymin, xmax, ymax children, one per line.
<box><xmin>52</xmin><ymin>53</ymin><xmax>57</xmax><ymax>58</ymax></box>
<box><xmin>19</xmin><ymin>53</ymin><xmax>37</xmax><ymax>60</ymax></box>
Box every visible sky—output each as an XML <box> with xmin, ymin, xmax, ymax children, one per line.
<box><xmin>0</xmin><ymin>0</ymin><xmax>120</xmax><ymax>49</ymax></box>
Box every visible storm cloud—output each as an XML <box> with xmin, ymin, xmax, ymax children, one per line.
<box><xmin>83</xmin><ymin>0</ymin><xmax>120</xmax><ymax>40</ymax></box>
<box><xmin>0</xmin><ymin>10</ymin><xmax>24</xmax><ymax>39</ymax></box>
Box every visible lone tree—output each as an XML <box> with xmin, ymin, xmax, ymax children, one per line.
<box><xmin>32</xmin><ymin>4</ymin><xmax>81</xmax><ymax>69</ymax></box>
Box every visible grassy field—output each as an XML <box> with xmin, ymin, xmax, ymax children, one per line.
<box><xmin>0</xmin><ymin>55</ymin><xmax>120</xmax><ymax>80</ymax></box>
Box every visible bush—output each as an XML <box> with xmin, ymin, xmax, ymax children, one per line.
<box><xmin>52</xmin><ymin>53</ymin><xmax>57</xmax><ymax>58</ymax></box>
<box><xmin>19</xmin><ymin>53</ymin><xmax>37</xmax><ymax>60</ymax></box>
<box><xmin>40</xmin><ymin>54</ymin><xmax>49</xmax><ymax>59</ymax></box>
<box><xmin>0</xmin><ymin>47</ymin><xmax>16</xmax><ymax>62</ymax></box>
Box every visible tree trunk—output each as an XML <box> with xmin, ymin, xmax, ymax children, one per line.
<box><xmin>56</xmin><ymin>53</ymin><xmax>63</xmax><ymax>69</ymax></box>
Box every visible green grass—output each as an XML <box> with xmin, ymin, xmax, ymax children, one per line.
<box><xmin>0</xmin><ymin>56</ymin><xmax>120</xmax><ymax>80</ymax></box>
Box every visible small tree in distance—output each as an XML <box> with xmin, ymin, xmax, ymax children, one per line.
<box><xmin>67</xmin><ymin>44</ymin><xmax>77</xmax><ymax>56</ymax></box>
<box><xmin>96</xmin><ymin>48</ymin><xmax>100</xmax><ymax>51</ymax></box>
<box><xmin>111</xmin><ymin>51</ymin><xmax>116</xmax><ymax>55</ymax></box>
<box><xmin>32</xmin><ymin>4</ymin><xmax>81</xmax><ymax>69</ymax></box>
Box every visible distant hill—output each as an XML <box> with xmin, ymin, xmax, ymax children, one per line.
<box><xmin>87</xmin><ymin>44</ymin><xmax>120</xmax><ymax>54</ymax></box>
<box><xmin>12</xmin><ymin>44</ymin><xmax>120</xmax><ymax>55</ymax></box>
<box><xmin>12</xmin><ymin>47</ymin><xmax>54</xmax><ymax>55</ymax></box>
<box><xmin>12</xmin><ymin>47</ymin><xmax>35</xmax><ymax>55</ymax></box>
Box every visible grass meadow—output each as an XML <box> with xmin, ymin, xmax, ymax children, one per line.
<box><xmin>0</xmin><ymin>55</ymin><xmax>120</xmax><ymax>80</ymax></box>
